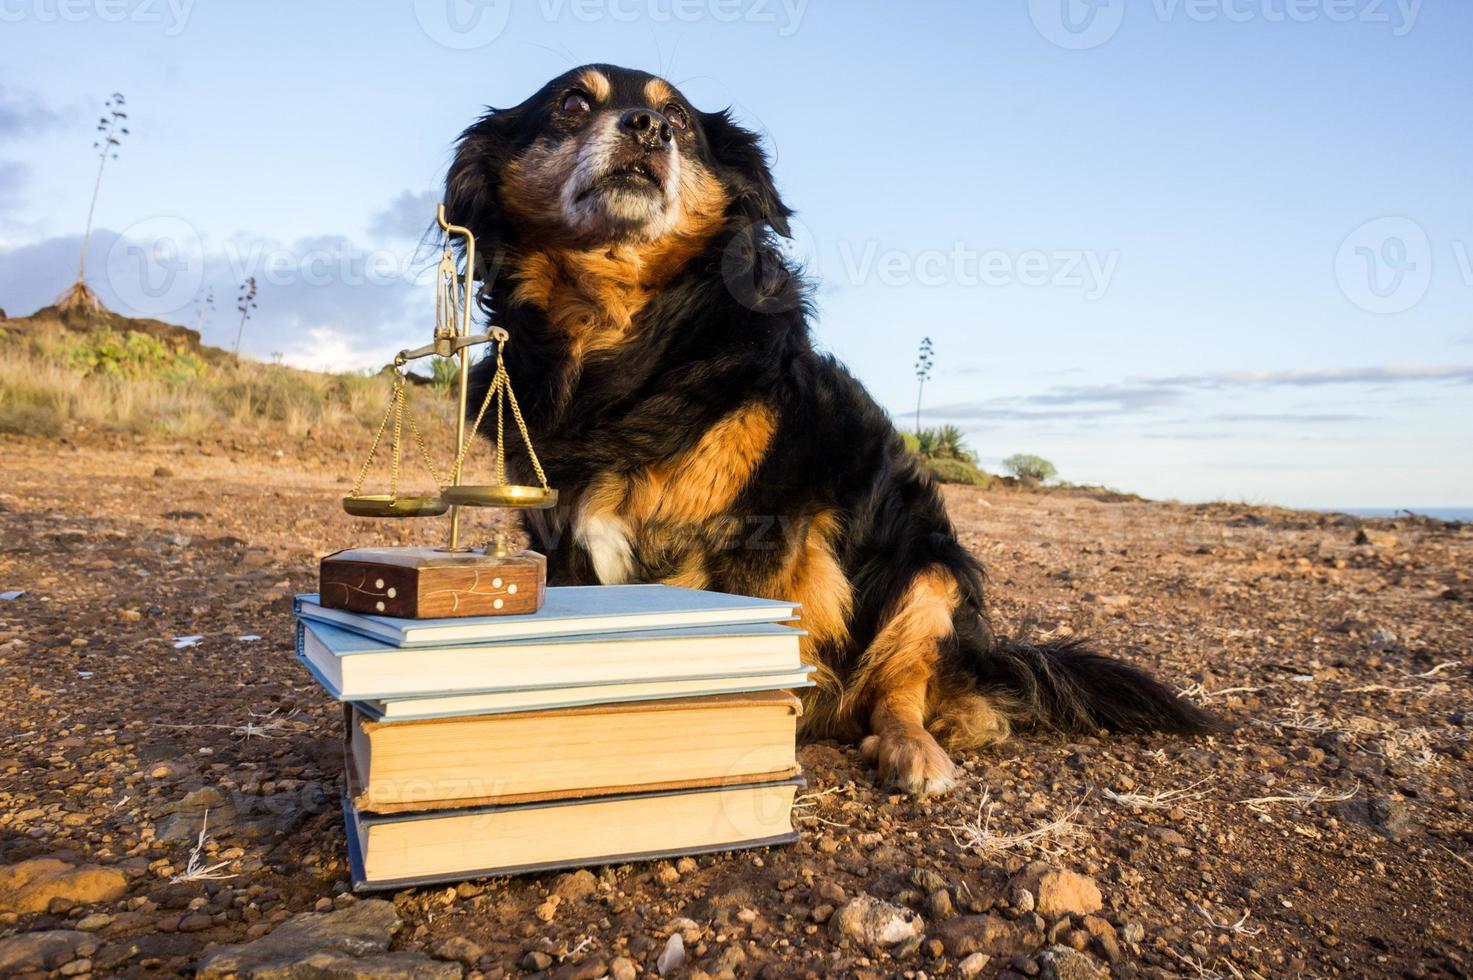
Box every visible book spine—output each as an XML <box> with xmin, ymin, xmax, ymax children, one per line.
<box><xmin>294</xmin><ymin>619</ymin><xmax>305</xmax><ymax>661</ymax></box>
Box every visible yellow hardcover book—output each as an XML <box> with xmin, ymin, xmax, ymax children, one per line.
<box><xmin>347</xmin><ymin>691</ymin><xmax>802</xmax><ymax>811</ymax></box>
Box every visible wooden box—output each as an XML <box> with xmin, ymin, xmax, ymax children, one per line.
<box><xmin>319</xmin><ymin>546</ymin><xmax>546</xmax><ymax>619</ymax></box>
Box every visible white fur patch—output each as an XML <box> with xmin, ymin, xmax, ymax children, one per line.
<box><xmin>576</xmin><ymin>511</ymin><xmax>636</xmax><ymax>584</ymax></box>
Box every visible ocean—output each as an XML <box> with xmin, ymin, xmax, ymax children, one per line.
<box><xmin>1334</xmin><ymin>507</ymin><xmax>1473</xmax><ymax>523</ymax></box>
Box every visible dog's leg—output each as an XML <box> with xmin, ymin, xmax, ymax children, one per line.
<box><xmin>853</xmin><ymin>568</ymin><xmax>960</xmax><ymax>795</ymax></box>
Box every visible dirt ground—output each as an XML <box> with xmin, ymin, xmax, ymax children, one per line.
<box><xmin>1</xmin><ymin>431</ymin><xmax>1470</xmax><ymax>979</ymax></box>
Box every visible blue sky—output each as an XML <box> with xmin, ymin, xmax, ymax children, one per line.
<box><xmin>1</xmin><ymin>0</ymin><xmax>1469</xmax><ymax>508</ymax></box>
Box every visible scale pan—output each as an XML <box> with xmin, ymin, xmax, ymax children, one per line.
<box><xmin>342</xmin><ymin>495</ymin><xmax>449</xmax><ymax>518</ymax></box>
<box><xmin>441</xmin><ymin>484</ymin><xmax>559</xmax><ymax>509</ymax></box>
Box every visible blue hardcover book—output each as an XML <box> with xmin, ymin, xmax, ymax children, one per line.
<box><xmin>295</xmin><ymin>583</ymin><xmax>798</xmax><ymax>648</ymax></box>
<box><xmin>296</xmin><ymin>618</ymin><xmax>808</xmax><ymax>702</ymax></box>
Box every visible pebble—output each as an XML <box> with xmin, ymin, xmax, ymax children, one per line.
<box><xmin>958</xmin><ymin>951</ymin><xmax>992</xmax><ymax>978</ymax></box>
<box><xmin>656</xmin><ymin>933</ymin><xmax>685</xmax><ymax>975</ymax></box>
<box><xmin>830</xmin><ymin>895</ymin><xmax>925</xmax><ymax>952</ymax></box>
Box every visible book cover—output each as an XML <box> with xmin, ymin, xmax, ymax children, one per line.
<box><xmin>352</xmin><ymin>666</ymin><xmax>816</xmax><ymax>721</ymax></box>
<box><xmin>295</xmin><ymin>619</ymin><xmax>806</xmax><ymax>702</ymax></box>
<box><xmin>343</xmin><ymin>776</ymin><xmax>803</xmax><ymax>891</ymax></box>
<box><xmin>295</xmin><ymin>583</ymin><xmax>799</xmax><ymax>647</ymax></box>
<box><xmin>345</xmin><ymin>691</ymin><xmax>803</xmax><ymax>811</ymax></box>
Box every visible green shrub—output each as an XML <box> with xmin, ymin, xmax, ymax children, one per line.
<box><xmin>1003</xmin><ymin>453</ymin><xmax>1058</xmax><ymax>484</ymax></box>
<box><xmin>62</xmin><ymin>330</ymin><xmax>207</xmax><ymax>381</ymax></box>
<box><xmin>926</xmin><ymin>456</ymin><xmax>992</xmax><ymax>486</ymax></box>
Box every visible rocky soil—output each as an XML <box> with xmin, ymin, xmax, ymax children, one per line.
<box><xmin>1</xmin><ymin>431</ymin><xmax>1470</xmax><ymax>978</ymax></box>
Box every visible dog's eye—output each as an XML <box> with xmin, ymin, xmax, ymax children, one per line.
<box><xmin>664</xmin><ymin>103</ymin><xmax>689</xmax><ymax>131</ymax></box>
<box><xmin>561</xmin><ymin>92</ymin><xmax>591</xmax><ymax>115</ymax></box>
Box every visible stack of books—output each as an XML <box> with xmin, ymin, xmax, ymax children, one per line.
<box><xmin>292</xmin><ymin>584</ymin><xmax>810</xmax><ymax>891</ymax></box>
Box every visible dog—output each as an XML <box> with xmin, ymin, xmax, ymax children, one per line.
<box><xmin>444</xmin><ymin>65</ymin><xmax>1224</xmax><ymax>794</ymax></box>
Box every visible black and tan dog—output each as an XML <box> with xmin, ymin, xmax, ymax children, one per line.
<box><xmin>445</xmin><ymin>64</ymin><xmax>1223</xmax><ymax>794</ymax></box>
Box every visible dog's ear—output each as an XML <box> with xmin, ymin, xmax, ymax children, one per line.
<box><xmin>443</xmin><ymin>106</ymin><xmax>525</xmax><ymax>282</ymax></box>
<box><xmin>699</xmin><ymin>109</ymin><xmax>792</xmax><ymax>238</ymax></box>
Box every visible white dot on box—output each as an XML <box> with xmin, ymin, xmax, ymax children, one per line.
<box><xmin>493</xmin><ymin>598</ymin><xmax>504</xmax><ymax>609</ymax></box>
<box><xmin>375</xmin><ymin>601</ymin><xmax>385</xmax><ymax>612</ymax></box>
<box><xmin>492</xmin><ymin>577</ymin><xmax>503</xmax><ymax>588</ymax></box>
<box><xmin>507</xmin><ymin>584</ymin><xmax>518</xmax><ymax>594</ymax></box>
<box><xmin>375</xmin><ymin>578</ymin><xmax>385</xmax><ymax>589</ymax></box>
<box><xmin>387</xmin><ymin>587</ymin><xmax>397</xmax><ymax>598</ymax></box>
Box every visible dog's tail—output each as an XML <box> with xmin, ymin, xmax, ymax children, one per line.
<box><xmin>974</xmin><ymin>635</ymin><xmax>1229</xmax><ymax>736</ymax></box>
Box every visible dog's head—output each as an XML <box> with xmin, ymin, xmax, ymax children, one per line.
<box><xmin>446</xmin><ymin>65</ymin><xmax>790</xmax><ymax>259</ymax></box>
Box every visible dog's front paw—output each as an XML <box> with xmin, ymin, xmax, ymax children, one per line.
<box><xmin>860</xmin><ymin>725</ymin><xmax>957</xmax><ymax>796</ymax></box>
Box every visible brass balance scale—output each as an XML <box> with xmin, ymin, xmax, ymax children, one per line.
<box><xmin>318</xmin><ymin>206</ymin><xmax>557</xmax><ymax>619</ymax></box>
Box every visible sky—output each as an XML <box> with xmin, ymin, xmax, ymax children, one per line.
<box><xmin>1</xmin><ymin>0</ymin><xmax>1469</xmax><ymax>509</ymax></box>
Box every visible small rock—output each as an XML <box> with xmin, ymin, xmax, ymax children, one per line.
<box><xmin>0</xmin><ymin>931</ymin><xmax>97</xmax><ymax>973</ymax></box>
<box><xmin>709</xmin><ymin>943</ymin><xmax>747</xmax><ymax>975</ymax></box>
<box><xmin>1121</xmin><ymin>922</ymin><xmax>1144</xmax><ymax>944</ymax></box>
<box><xmin>927</xmin><ymin>888</ymin><xmax>955</xmax><ymax>920</ymax></box>
<box><xmin>933</xmin><ymin>914</ymin><xmax>1041</xmax><ymax>958</ymax></box>
<box><xmin>554</xmin><ymin>957</ymin><xmax>610</xmax><ymax>980</ymax></box>
<box><xmin>655</xmin><ymin>863</ymin><xmax>681</xmax><ymax>885</ymax></box>
<box><xmin>520</xmin><ymin>950</ymin><xmax>554</xmax><ymax>971</ymax></box>
<box><xmin>657</xmin><ymin>933</ymin><xmax>685</xmax><ymax>975</ymax></box>
<box><xmin>432</xmin><ymin>935</ymin><xmax>484</xmax><ymax>966</ymax></box>
<box><xmin>814</xmin><ymin>880</ymin><xmax>847</xmax><ymax>904</ymax></box>
<box><xmin>830</xmin><ymin>895</ymin><xmax>924</xmax><ymax>952</ymax></box>
<box><xmin>1038</xmin><ymin>944</ymin><xmax>1107</xmax><ymax>980</ymax></box>
<box><xmin>535</xmin><ymin>895</ymin><xmax>561</xmax><ymax>921</ymax></box>
<box><xmin>1337</xmin><ymin>794</ymin><xmax>1415</xmax><ymax>840</ymax></box>
<box><xmin>911</xmin><ymin>868</ymin><xmax>947</xmax><ymax>893</ymax></box>
<box><xmin>1011</xmin><ymin>865</ymin><xmax>1102</xmax><ymax>917</ymax></box>
<box><xmin>552</xmin><ymin>869</ymin><xmax>598</xmax><ymax>903</ymax></box>
<box><xmin>76</xmin><ymin>913</ymin><xmax>113</xmax><ymax>931</ymax></box>
<box><xmin>196</xmin><ymin>899</ymin><xmax>459</xmax><ymax>979</ymax></box>
<box><xmin>0</xmin><ymin>858</ymin><xmax>129</xmax><ymax>914</ymax></box>
<box><xmin>675</xmin><ymin>856</ymin><xmax>698</xmax><ymax>874</ymax></box>
<box><xmin>958</xmin><ymin>952</ymin><xmax>992</xmax><ymax>978</ymax></box>
<box><xmin>1355</xmin><ymin>528</ymin><xmax>1397</xmax><ymax>549</ymax></box>
<box><xmin>609</xmin><ymin>956</ymin><xmax>638</xmax><ymax>980</ymax></box>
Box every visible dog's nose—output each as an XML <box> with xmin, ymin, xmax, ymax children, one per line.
<box><xmin>619</xmin><ymin>108</ymin><xmax>673</xmax><ymax>148</ymax></box>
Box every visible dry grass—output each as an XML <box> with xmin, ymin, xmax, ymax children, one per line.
<box><xmin>0</xmin><ymin>320</ymin><xmax>443</xmax><ymax>439</ymax></box>
<box><xmin>1196</xmin><ymin>906</ymin><xmax>1264</xmax><ymax>936</ymax></box>
<box><xmin>1237</xmin><ymin>785</ymin><xmax>1358</xmax><ymax>812</ymax></box>
<box><xmin>793</xmin><ymin>781</ymin><xmax>855</xmax><ymax>830</ymax></box>
<box><xmin>941</xmin><ymin>790</ymin><xmax>1089</xmax><ymax>858</ymax></box>
<box><xmin>170</xmin><ymin>810</ymin><xmax>235</xmax><ymax>883</ymax></box>
<box><xmin>1102</xmin><ymin>778</ymin><xmax>1211</xmax><ymax>812</ymax></box>
<box><xmin>1177</xmin><ymin>682</ymin><xmax>1262</xmax><ymax>705</ymax></box>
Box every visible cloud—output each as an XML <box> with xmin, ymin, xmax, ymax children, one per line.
<box><xmin>0</xmin><ymin>84</ymin><xmax>63</xmax><ymax>138</ymax></box>
<box><xmin>913</xmin><ymin>362</ymin><xmax>1468</xmax><ymax>428</ymax></box>
<box><xmin>1139</xmin><ymin>365</ymin><xmax>1473</xmax><ymax>388</ymax></box>
<box><xmin>369</xmin><ymin>189</ymin><xmax>440</xmax><ymax>241</ymax></box>
<box><xmin>1205</xmin><ymin>412</ymin><xmax>1374</xmax><ymax>424</ymax></box>
<box><xmin>0</xmin><ymin>160</ymin><xmax>28</xmax><ymax>211</ymax></box>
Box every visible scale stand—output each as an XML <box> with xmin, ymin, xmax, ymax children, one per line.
<box><xmin>318</xmin><ymin>206</ymin><xmax>558</xmax><ymax>619</ymax></box>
